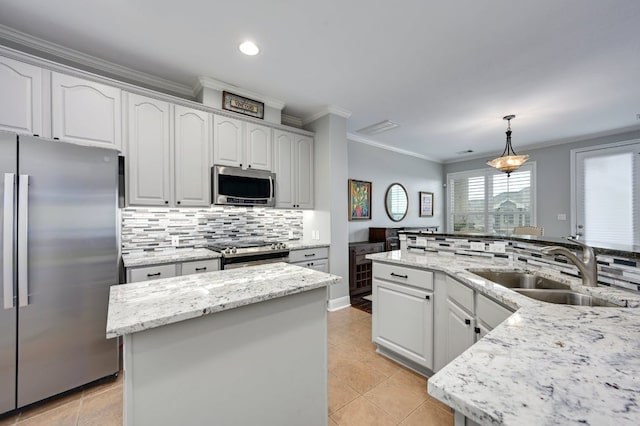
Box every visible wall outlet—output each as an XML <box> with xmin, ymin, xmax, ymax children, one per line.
<box><xmin>288</xmin><ymin>231</ymin><xmax>294</xmax><ymax>239</ymax></box>
<box><xmin>557</xmin><ymin>213</ymin><xmax>567</xmax><ymax>221</ymax></box>
<box><xmin>470</xmin><ymin>242</ymin><xmax>485</xmax><ymax>251</ymax></box>
<box><xmin>489</xmin><ymin>243</ymin><xmax>506</xmax><ymax>253</ymax></box>
<box><xmin>312</xmin><ymin>230</ymin><xmax>320</xmax><ymax>240</ymax></box>
<box><xmin>171</xmin><ymin>236</ymin><xmax>180</xmax><ymax>247</ymax></box>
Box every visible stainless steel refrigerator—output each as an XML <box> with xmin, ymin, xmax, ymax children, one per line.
<box><xmin>0</xmin><ymin>132</ymin><xmax>119</xmax><ymax>414</ymax></box>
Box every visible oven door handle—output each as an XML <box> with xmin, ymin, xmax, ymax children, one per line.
<box><xmin>269</xmin><ymin>175</ymin><xmax>274</xmax><ymax>200</ymax></box>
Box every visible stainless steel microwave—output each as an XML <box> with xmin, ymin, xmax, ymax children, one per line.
<box><xmin>212</xmin><ymin>165</ymin><xmax>276</xmax><ymax>207</ymax></box>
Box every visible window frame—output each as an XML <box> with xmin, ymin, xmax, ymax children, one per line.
<box><xmin>446</xmin><ymin>162</ymin><xmax>537</xmax><ymax>234</ymax></box>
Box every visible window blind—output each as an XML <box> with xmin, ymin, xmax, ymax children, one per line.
<box><xmin>448</xmin><ymin>164</ymin><xmax>535</xmax><ymax>234</ymax></box>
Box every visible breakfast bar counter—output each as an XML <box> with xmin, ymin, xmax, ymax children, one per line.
<box><xmin>107</xmin><ymin>263</ymin><xmax>340</xmax><ymax>426</ymax></box>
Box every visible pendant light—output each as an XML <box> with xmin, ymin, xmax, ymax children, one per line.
<box><xmin>486</xmin><ymin>115</ymin><xmax>529</xmax><ymax>176</ymax></box>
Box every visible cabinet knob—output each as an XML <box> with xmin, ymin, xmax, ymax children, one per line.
<box><xmin>165</xmin><ymin>201</ymin><xmax>169</xmax><ymax>204</ymax></box>
<box><xmin>248</xmin><ymin>165</ymin><xmax>251</xmax><ymax>168</ymax></box>
<box><xmin>239</xmin><ymin>163</ymin><xmax>243</xmax><ymax>167</ymax></box>
<box><xmin>464</xmin><ymin>319</ymin><xmax>471</xmax><ymax>325</ymax></box>
<box><xmin>177</xmin><ymin>201</ymin><xmax>181</xmax><ymax>205</ymax></box>
<box><xmin>425</xmin><ymin>295</ymin><xmax>430</xmax><ymax>300</ymax></box>
<box><xmin>474</xmin><ymin>327</ymin><xmax>481</xmax><ymax>334</ymax></box>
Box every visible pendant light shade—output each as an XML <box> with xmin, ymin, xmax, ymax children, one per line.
<box><xmin>486</xmin><ymin>115</ymin><xmax>529</xmax><ymax>176</ymax></box>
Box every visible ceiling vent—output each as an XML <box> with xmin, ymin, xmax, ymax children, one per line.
<box><xmin>456</xmin><ymin>149</ymin><xmax>475</xmax><ymax>155</ymax></box>
<box><xmin>356</xmin><ymin>120</ymin><xmax>399</xmax><ymax>135</ymax></box>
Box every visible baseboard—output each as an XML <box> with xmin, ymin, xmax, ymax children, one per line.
<box><xmin>327</xmin><ymin>296</ymin><xmax>351</xmax><ymax>312</ymax></box>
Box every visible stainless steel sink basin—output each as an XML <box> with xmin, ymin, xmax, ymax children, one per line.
<box><xmin>513</xmin><ymin>289</ymin><xmax>620</xmax><ymax>307</ymax></box>
<box><xmin>469</xmin><ymin>270</ymin><xmax>570</xmax><ymax>290</ymax></box>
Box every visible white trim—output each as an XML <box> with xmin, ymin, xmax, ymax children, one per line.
<box><xmin>195</xmin><ymin>76</ymin><xmax>285</xmax><ymax>110</ymax></box>
<box><xmin>348</xmin><ymin>133</ymin><xmax>440</xmax><ymax>163</ymax></box>
<box><xmin>281</xmin><ymin>114</ymin><xmax>303</xmax><ymax>128</ymax></box>
<box><xmin>327</xmin><ymin>296</ymin><xmax>351</xmax><ymax>312</ymax></box>
<box><xmin>0</xmin><ymin>24</ymin><xmax>193</xmax><ymax>97</ymax></box>
<box><xmin>569</xmin><ymin>138</ymin><xmax>640</xmax><ymax>239</ymax></box>
<box><xmin>302</xmin><ymin>105</ymin><xmax>352</xmax><ymax>125</ymax></box>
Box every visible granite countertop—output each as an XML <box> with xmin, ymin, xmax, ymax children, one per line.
<box><xmin>122</xmin><ymin>248</ymin><xmax>221</xmax><ymax>268</ymax></box>
<box><xmin>399</xmin><ymin>231</ymin><xmax>640</xmax><ymax>259</ymax></box>
<box><xmin>367</xmin><ymin>250</ymin><xmax>640</xmax><ymax>425</ymax></box>
<box><xmin>287</xmin><ymin>242</ymin><xmax>330</xmax><ymax>250</ymax></box>
<box><xmin>106</xmin><ymin>262</ymin><xmax>340</xmax><ymax>338</ymax></box>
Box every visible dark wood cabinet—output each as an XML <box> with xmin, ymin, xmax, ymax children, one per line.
<box><xmin>369</xmin><ymin>227</ymin><xmax>401</xmax><ymax>251</ymax></box>
<box><xmin>349</xmin><ymin>241</ymin><xmax>385</xmax><ymax>296</ymax></box>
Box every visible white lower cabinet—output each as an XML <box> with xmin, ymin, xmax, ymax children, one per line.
<box><xmin>289</xmin><ymin>247</ymin><xmax>330</xmax><ymax>272</ymax></box>
<box><xmin>126</xmin><ymin>258</ymin><xmax>220</xmax><ymax>283</ymax></box>
<box><xmin>444</xmin><ymin>299</ymin><xmax>475</xmax><ymax>365</ymax></box>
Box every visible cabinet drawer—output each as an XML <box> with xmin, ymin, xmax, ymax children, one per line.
<box><xmin>289</xmin><ymin>247</ymin><xmax>329</xmax><ymax>263</ymax></box>
<box><xmin>446</xmin><ymin>276</ymin><xmax>474</xmax><ymax>314</ymax></box>
<box><xmin>373</xmin><ymin>262</ymin><xmax>433</xmax><ymax>290</ymax></box>
<box><xmin>181</xmin><ymin>259</ymin><xmax>220</xmax><ymax>276</ymax></box>
<box><xmin>292</xmin><ymin>258</ymin><xmax>329</xmax><ymax>272</ymax></box>
<box><xmin>128</xmin><ymin>264</ymin><xmax>176</xmax><ymax>283</ymax></box>
<box><xmin>476</xmin><ymin>293</ymin><xmax>514</xmax><ymax>329</ymax></box>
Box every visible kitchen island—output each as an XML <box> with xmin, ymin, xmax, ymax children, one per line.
<box><xmin>107</xmin><ymin>262</ymin><xmax>340</xmax><ymax>426</ymax></box>
<box><xmin>367</xmin><ymin>250</ymin><xmax>640</xmax><ymax>426</ymax></box>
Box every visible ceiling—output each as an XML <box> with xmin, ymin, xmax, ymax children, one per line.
<box><xmin>1</xmin><ymin>0</ymin><xmax>639</xmax><ymax>162</ymax></box>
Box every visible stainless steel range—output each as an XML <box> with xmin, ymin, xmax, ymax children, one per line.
<box><xmin>206</xmin><ymin>240</ymin><xmax>289</xmax><ymax>269</ymax></box>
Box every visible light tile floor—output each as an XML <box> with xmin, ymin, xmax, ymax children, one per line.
<box><xmin>0</xmin><ymin>307</ymin><xmax>452</xmax><ymax>426</ymax></box>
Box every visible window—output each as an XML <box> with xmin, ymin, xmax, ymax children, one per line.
<box><xmin>447</xmin><ymin>163</ymin><xmax>536</xmax><ymax>234</ymax></box>
<box><xmin>572</xmin><ymin>141</ymin><xmax>640</xmax><ymax>245</ymax></box>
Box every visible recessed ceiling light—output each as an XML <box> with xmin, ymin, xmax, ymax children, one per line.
<box><xmin>239</xmin><ymin>41</ymin><xmax>259</xmax><ymax>56</ymax></box>
<box><xmin>356</xmin><ymin>120</ymin><xmax>399</xmax><ymax>135</ymax></box>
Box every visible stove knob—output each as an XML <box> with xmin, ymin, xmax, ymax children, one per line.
<box><xmin>224</xmin><ymin>248</ymin><xmax>231</xmax><ymax>254</ymax></box>
<box><xmin>232</xmin><ymin>247</ymin><xmax>237</xmax><ymax>254</ymax></box>
<box><xmin>271</xmin><ymin>244</ymin><xmax>276</xmax><ymax>250</ymax></box>
<box><xmin>281</xmin><ymin>243</ymin><xmax>287</xmax><ymax>249</ymax></box>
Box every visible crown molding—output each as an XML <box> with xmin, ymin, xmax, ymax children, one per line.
<box><xmin>347</xmin><ymin>133</ymin><xmax>440</xmax><ymax>163</ymax></box>
<box><xmin>0</xmin><ymin>24</ymin><xmax>194</xmax><ymax>98</ymax></box>
<box><xmin>281</xmin><ymin>114</ymin><xmax>303</xmax><ymax>128</ymax></box>
<box><xmin>302</xmin><ymin>105</ymin><xmax>352</xmax><ymax>125</ymax></box>
<box><xmin>195</xmin><ymin>76</ymin><xmax>285</xmax><ymax>110</ymax></box>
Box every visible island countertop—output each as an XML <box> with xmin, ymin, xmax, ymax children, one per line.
<box><xmin>367</xmin><ymin>250</ymin><xmax>640</xmax><ymax>426</ymax></box>
<box><xmin>106</xmin><ymin>262</ymin><xmax>340</xmax><ymax>338</ymax></box>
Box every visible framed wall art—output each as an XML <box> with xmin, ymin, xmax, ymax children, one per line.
<box><xmin>222</xmin><ymin>91</ymin><xmax>265</xmax><ymax>119</ymax></box>
<box><xmin>348</xmin><ymin>179</ymin><xmax>372</xmax><ymax>220</ymax></box>
<box><xmin>419</xmin><ymin>191</ymin><xmax>434</xmax><ymax>217</ymax></box>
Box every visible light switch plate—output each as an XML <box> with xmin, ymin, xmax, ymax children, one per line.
<box><xmin>288</xmin><ymin>231</ymin><xmax>294</xmax><ymax>239</ymax></box>
<box><xmin>557</xmin><ymin>213</ymin><xmax>567</xmax><ymax>221</ymax></box>
<box><xmin>171</xmin><ymin>236</ymin><xmax>179</xmax><ymax>246</ymax></box>
<box><xmin>470</xmin><ymin>242</ymin><xmax>485</xmax><ymax>251</ymax></box>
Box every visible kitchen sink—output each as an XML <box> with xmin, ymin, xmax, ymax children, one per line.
<box><xmin>469</xmin><ymin>270</ymin><xmax>570</xmax><ymax>290</ymax></box>
<box><xmin>513</xmin><ymin>289</ymin><xmax>620</xmax><ymax>307</ymax></box>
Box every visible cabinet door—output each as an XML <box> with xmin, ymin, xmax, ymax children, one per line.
<box><xmin>445</xmin><ymin>299</ymin><xmax>475</xmax><ymax>365</ymax></box>
<box><xmin>127</xmin><ymin>93</ymin><xmax>171</xmax><ymax>206</ymax></box>
<box><xmin>476</xmin><ymin>322</ymin><xmax>490</xmax><ymax>342</ymax></box>
<box><xmin>273</xmin><ymin>130</ymin><xmax>295</xmax><ymax>208</ymax></box>
<box><xmin>174</xmin><ymin>105</ymin><xmax>210</xmax><ymax>206</ymax></box>
<box><xmin>213</xmin><ymin>115</ymin><xmax>243</xmax><ymax>167</ymax></box>
<box><xmin>245</xmin><ymin>122</ymin><xmax>272</xmax><ymax>170</ymax></box>
<box><xmin>128</xmin><ymin>264</ymin><xmax>176</xmax><ymax>283</ymax></box>
<box><xmin>372</xmin><ymin>279</ymin><xmax>433</xmax><ymax>369</ymax></box>
<box><xmin>51</xmin><ymin>72</ymin><xmax>121</xmax><ymax>148</ymax></box>
<box><xmin>295</xmin><ymin>135</ymin><xmax>314</xmax><ymax>209</ymax></box>
<box><xmin>308</xmin><ymin>259</ymin><xmax>329</xmax><ymax>273</ymax></box>
<box><xmin>0</xmin><ymin>56</ymin><xmax>42</xmax><ymax>135</ymax></box>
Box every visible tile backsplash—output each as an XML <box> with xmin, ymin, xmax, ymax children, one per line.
<box><xmin>121</xmin><ymin>207</ymin><xmax>303</xmax><ymax>253</ymax></box>
<box><xmin>404</xmin><ymin>235</ymin><xmax>640</xmax><ymax>294</ymax></box>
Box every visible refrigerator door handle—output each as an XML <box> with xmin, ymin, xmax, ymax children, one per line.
<box><xmin>3</xmin><ymin>173</ymin><xmax>15</xmax><ymax>309</ymax></box>
<box><xmin>18</xmin><ymin>174</ymin><xmax>29</xmax><ymax>308</ymax></box>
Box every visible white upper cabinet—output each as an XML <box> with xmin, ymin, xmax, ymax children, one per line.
<box><xmin>273</xmin><ymin>130</ymin><xmax>295</xmax><ymax>208</ymax></box>
<box><xmin>295</xmin><ymin>134</ymin><xmax>314</xmax><ymax>209</ymax></box>
<box><xmin>52</xmin><ymin>72</ymin><xmax>122</xmax><ymax>149</ymax></box>
<box><xmin>174</xmin><ymin>105</ymin><xmax>211</xmax><ymax>207</ymax></box>
<box><xmin>273</xmin><ymin>130</ymin><xmax>314</xmax><ymax>209</ymax></box>
<box><xmin>0</xmin><ymin>56</ymin><xmax>42</xmax><ymax>136</ymax></box>
<box><xmin>213</xmin><ymin>115</ymin><xmax>243</xmax><ymax>167</ymax></box>
<box><xmin>245</xmin><ymin>122</ymin><xmax>272</xmax><ymax>170</ymax></box>
<box><xmin>127</xmin><ymin>93</ymin><xmax>171</xmax><ymax>206</ymax></box>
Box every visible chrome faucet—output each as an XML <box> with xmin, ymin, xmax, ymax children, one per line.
<box><xmin>541</xmin><ymin>238</ymin><xmax>598</xmax><ymax>287</ymax></box>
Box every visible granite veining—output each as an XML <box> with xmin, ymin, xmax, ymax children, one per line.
<box><xmin>367</xmin><ymin>250</ymin><xmax>640</xmax><ymax>425</ymax></box>
<box><xmin>287</xmin><ymin>242</ymin><xmax>331</xmax><ymax>250</ymax></box>
<box><xmin>122</xmin><ymin>248</ymin><xmax>221</xmax><ymax>268</ymax></box>
<box><xmin>107</xmin><ymin>262</ymin><xmax>340</xmax><ymax>338</ymax></box>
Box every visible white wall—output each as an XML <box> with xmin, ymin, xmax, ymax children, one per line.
<box><xmin>443</xmin><ymin>128</ymin><xmax>640</xmax><ymax>237</ymax></box>
<box><xmin>348</xmin><ymin>141</ymin><xmax>444</xmax><ymax>242</ymax></box>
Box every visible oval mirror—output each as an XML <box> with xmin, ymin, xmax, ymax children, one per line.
<box><xmin>385</xmin><ymin>183</ymin><xmax>408</xmax><ymax>222</ymax></box>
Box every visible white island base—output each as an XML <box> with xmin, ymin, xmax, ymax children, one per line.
<box><xmin>122</xmin><ymin>287</ymin><xmax>328</xmax><ymax>426</ymax></box>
